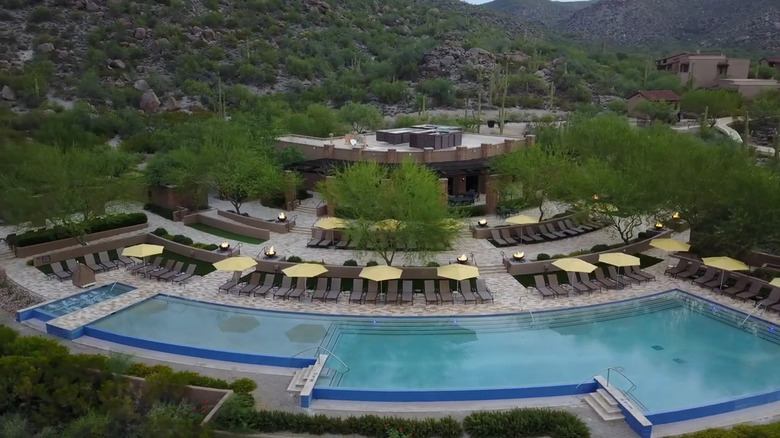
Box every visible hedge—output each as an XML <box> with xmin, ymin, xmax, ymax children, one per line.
<box><xmin>9</xmin><ymin>213</ymin><xmax>147</xmax><ymax>247</ymax></box>
<box><xmin>213</xmin><ymin>395</ymin><xmax>591</xmax><ymax>438</ymax></box>
<box><xmin>677</xmin><ymin>423</ymin><xmax>780</xmax><ymax>438</ymax></box>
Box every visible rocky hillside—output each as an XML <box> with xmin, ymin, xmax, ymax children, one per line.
<box><xmin>483</xmin><ymin>0</ymin><xmax>593</xmax><ymax>26</ymax></box>
<box><xmin>0</xmin><ymin>0</ymin><xmax>545</xmax><ymax>114</ymax></box>
<box><xmin>486</xmin><ymin>0</ymin><xmax>780</xmax><ymax>51</ymax></box>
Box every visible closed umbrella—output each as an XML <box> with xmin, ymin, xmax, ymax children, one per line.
<box><xmin>703</xmin><ymin>256</ymin><xmax>749</xmax><ymax>291</ymax></box>
<box><xmin>649</xmin><ymin>238</ymin><xmax>690</xmax><ymax>252</ymax></box>
<box><xmin>552</xmin><ymin>258</ymin><xmax>597</xmax><ymax>273</ymax></box>
<box><xmin>282</xmin><ymin>263</ymin><xmax>328</xmax><ymax>278</ymax></box>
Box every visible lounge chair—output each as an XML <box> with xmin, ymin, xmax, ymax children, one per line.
<box><xmin>160</xmin><ymin>263</ymin><xmax>189</xmax><ymax>282</ymax></box>
<box><xmin>400</xmin><ymin>280</ymin><xmax>414</xmax><ymax>305</ymax></box>
<box><xmin>237</xmin><ymin>272</ymin><xmax>262</xmax><ymax>296</ymax></box>
<box><xmin>607</xmin><ymin>266</ymin><xmax>634</xmax><ymax>287</ymax></box>
<box><xmin>253</xmin><ymin>275</ymin><xmax>276</xmax><ymax>297</ymax></box>
<box><xmin>519</xmin><ymin>226</ymin><xmax>544</xmax><ymax>243</ymax></box>
<box><xmin>130</xmin><ymin>257</ymin><xmax>159</xmax><ymax>275</ymax></box>
<box><xmin>137</xmin><ymin>259</ymin><xmax>168</xmax><ymax>277</ymax></box>
<box><xmin>535</xmin><ymin>224</ymin><xmax>558</xmax><ymax>240</ymax></box>
<box><xmin>385</xmin><ymin>280</ymin><xmax>399</xmax><ymax>305</ymax></box>
<box><xmin>458</xmin><ymin>280</ymin><xmax>478</xmax><ymax>303</ymax></box>
<box><xmin>49</xmin><ymin>262</ymin><xmax>72</xmax><ymax>281</ymax></box>
<box><xmin>310</xmin><ymin>278</ymin><xmax>329</xmax><ymax>302</ymax></box>
<box><xmin>720</xmin><ymin>277</ymin><xmax>749</xmax><ymax>297</ymax></box>
<box><xmin>364</xmin><ymin>281</ymin><xmax>380</xmax><ymax>304</ymax></box>
<box><xmin>555</xmin><ymin>221</ymin><xmax>580</xmax><ymax>236</ymax></box>
<box><xmin>349</xmin><ymin>279</ymin><xmax>365</xmax><ymax>304</ymax></box>
<box><xmin>115</xmin><ymin>248</ymin><xmax>137</xmax><ymax>267</ymax></box>
<box><xmin>622</xmin><ymin>267</ymin><xmax>648</xmax><ymax>284</ymax></box>
<box><xmin>154</xmin><ymin>261</ymin><xmax>184</xmax><ymax>281</ymax></box>
<box><xmin>630</xmin><ymin>266</ymin><xmax>655</xmax><ymax>281</ymax></box>
<box><xmin>593</xmin><ymin>268</ymin><xmax>619</xmax><ymax>290</ymax></box>
<box><xmin>144</xmin><ymin>259</ymin><xmax>174</xmax><ymax>279</ymax></box>
<box><xmin>84</xmin><ymin>253</ymin><xmax>107</xmax><ymax>273</ymax></box>
<box><xmin>219</xmin><ymin>276</ymin><xmax>241</xmax><ymax>293</ymax></box>
<box><xmin>543</xmin><ymin>223</ymin><xmax>567</xmax><ymax>238</ymax></box>
<box><xmin>547</xmin><ymin>275</ymin><xmax>570</xmax><ymax>298</ymax></box>
<box><xmin>567</xmin><ymin>272</ymin><xmax>592</xmax><ymax>294</ymax></box>
<box><xmin>438</xmin><ymin>280</ymin><xmax>454</xmax><ymax>304</ymax></box>
<box><xmin>98</xmin><ymin>252</ymin><xmax>119</xmax><ymax>271</ymax></box>
<box><xmin>489</xmin><ymin>229</ymin><xmax>509</xmax><ymax>247</ymax></box>
<box><xmin>335</xmin><ymin>239</ymin><xmax>351</xmax><ymax>249</ymax></box>
<box><xmin>325</xmin><ymin>278</ymin><xmax>342</xmax><ymax>302</ymax></box>
<box><xmin>665</xmin><ymin>258</ymin><xmax>689</xmax><ymax>276</ymax></box>
<box><xmin>533</xmin><ymin>275</ymin><xmax>556</xmax><ymax>299</ymax></box>
<box><xmin>172</xmin><ymin>265</ymin><xmax>197</xmax><ymax>285</ymax></box>
<box><xmin>578</xmin><ymin>272</ymin><xmax>602</xmax><ymax>292</ymax></box>
<box><xmin>285</xmin><ymin>277</ymin><xmax>307</xmax><ymax>301</ymax></box>
<box><xmin>757</xmin><ymin>288</ymin><xmax>780</xmax><ymax>309</ymax></box>
<box><xmin>307</xmin><ymin>229</ymin><xmax>325</xmax><ymax>248</ymax></box>
<box><xmin>693</xmin><ymin>267</ymin><xmax>719</xmax><ymax>285</ymax></box>
<box><xmin>674</xmin><ymin>262</ymin><xmax>703</xmax><ymax>280</ymax></box>
<box><xmin>423</xmin><ymin>280</ymin><xmax>440</xmax><ymax>304</ymax></box>
<box><xmin>564</xmin><ymin>219</ymin><xmax>589</xmax><ymax>233</ymax></box>
<box><xmin>316</xmin><ymin>231</ymin><xmax>333</xmax><ymax>248</ymax></box>
<box><xmin>499</xmin><ymin>228</ymin><xmax>518</xmax><ymax>246</ymax></box>
<box><xmin>735</xmin><ymin>282</ymin><xmax>765</xmax><ymax>302</ymax></box>
<box><xmin>474</xmin><ymin>279</ymin><xmax>494</xmax><ymax>303</ymax></box>
<box><xmin>272</xmin><ymin>276</ymin><xmax>294</xmax><ymax>299</ymax></box>
<box><xmin>703</xmin><ymin>271</ymin><xmax>729</xmax><ymax>291</ymax></box>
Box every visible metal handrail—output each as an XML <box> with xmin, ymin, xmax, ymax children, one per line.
<box><xmin>291</xmin><ymin>346</ymin><xmax>350</xmax><ymax>373</ymax></box>
<box><xmin>740</xmin><ymin>304</ymin><xmax>766</xmax><ymax>326</ymax></box>
<box><xmin>470</xmin><ymin>252</ymin><xmax>478</xmax><ymax>267</ymax></box>
<box><xmin>575</xmin><ymin>366</ymin><xmax>637</xmax><ymax>394</ymax></box>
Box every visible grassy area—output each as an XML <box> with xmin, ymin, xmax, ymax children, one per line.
<box><xmin>187</xmin><ymin>223</ymin><xmax>267</xmax><ymax>245</ymax></box>
<box><xmin>158</xmin><ymin>250</ymin><xmax>216</xmax><ymax>276</ymax></box>
<box><xmin>514</xmin><ymin>254</ymin><xmax>664</xmax><ymax>287</ymax></box>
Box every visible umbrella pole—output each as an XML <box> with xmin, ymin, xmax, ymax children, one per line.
<box><xmin>719</xmin><ymin>270</ymin><xmax>725</xmax><ymax>292</ymax></box>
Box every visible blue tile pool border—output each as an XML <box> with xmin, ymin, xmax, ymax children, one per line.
<box><xmin>17</xmin><ymin>281</ymin><xmax>136</xmax><ymax>322</ymax></box>
<box><xmin>44</xmin><ymin>289</ymin><xmax>780</xmax><ymax>435</ymax></box>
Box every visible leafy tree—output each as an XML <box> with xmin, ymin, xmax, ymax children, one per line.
<box><xmin>338</xmin><ymin>103</ymin><xmax>384</xmax><ymax>133</ymax></box>
<box><xmin>681</xmin><ymin>89</ymin><xmax>743</xmax><ymax>118</ymax></box>
<box><xmin>281</xmin><ymin>104</ymin><xmax>344</xmax><ymax>137</ymax></box>
<box><xmin>634</xmin><ymin>100</ymin><xmax>676</xmax><ymax>123</ymax></box>
<box><xmin>318</xmin><ymin>160</ymin><xmax>458</xmax><ymax>266</ymax></box>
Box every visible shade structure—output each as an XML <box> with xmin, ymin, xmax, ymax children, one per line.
<box><xmin>702</xmin><ymin>257</ymin><xmax>748</xmax><ymax>272</ymax></box>
<box><xmin>552</xmin><ymin>258</ymin><xmax>597</xmax><ymax>273</ymax></box>
<box><xmin>599</xmin><ymin>253</ymin><xmax>641</xmax><ymax>267</ymax></box>
<box><xmin>282</xmin><ymin>263</ymin><xmax>328</xmax><ymax>278</ymax></box>
<box><xmin>213</xmin><ymin>257</ymin><xmax>258</xmax><ymax>272</ymax></box>
<box><xmin>315</xmin><ymin>217</ymin><xmax>347</xmax><ymax>230</ymax></box>
<box><xmin>437</xmin><ymin>264</ymin><xmax>479</xmax><ymax>281</ymax></box>
<box><xmin>770</xmin><ymin>278</ymin><xmax>780</xmax><ymax>288</ymax></box>
<box><xmin>649</xmin><ymin>238</ymin><xmax>691</xmax><ymax>252</ymax></box>
<box><xmin>122</xmin><ymin>244</ymin><xmax>164</xmax><ymax>258</ymax></box>
<box><xmin>359</xmin><ymin>265</ymin><xmax>403</xmax><ymax>282</ymax></box>
<box><xmin>505</xmin><ymin>214</ymin><xmax>538</xmax><ymax>225</ymax></box>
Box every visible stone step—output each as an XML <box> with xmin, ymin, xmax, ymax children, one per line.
<box><xmin>597</xmin><ymin>388</ymin><xmax>620</xmax><ymax>407</ymax></box>
<box><xmin>287</xmin><ymin>365</ymin><xmax>313</xmax><ymax>393</ymax></box>
<box><xmin>584</xmin><ymin>393</ymin><xmax>624</xmax><ymax>421</ymax></box>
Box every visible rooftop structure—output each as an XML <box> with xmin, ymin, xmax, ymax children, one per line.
<box><xmin>656</xmin><ymin>52</ymin><xmax>749</xmax><ymax>89</ymax></box>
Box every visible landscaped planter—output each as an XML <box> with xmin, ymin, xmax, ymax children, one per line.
<box><xmin>183</xmin><ymin>212</ymin><xmax>271</xmax><ymax>240</ymax></box>
<box><xmin>218</xmin><ymin>210</ymin><xmax>295</xmax><ymax>234</ymax></box>
<box><xmin>123</xmin><ymin>375</ymin><xmax>233</xmax><ymax>425</ymax></box>
<box><xmin>16</xmin><ymin>223</ymin><xmax>149</xmax><ymax>259</ymax></box>
<box><xmin>146</xmin><ymin>234</ymin><xmax>232</xmax><ymax>263</ymax></box>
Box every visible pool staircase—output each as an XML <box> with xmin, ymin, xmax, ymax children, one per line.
<box><xmin>287</xmin><ymin>355</ymin><xmax>326</xmax><ymax>393</ymax></box>
<box><xmin>584</xmin><ymin>388</ymin><xmax>624</xmax><ymax>421</ymax></box>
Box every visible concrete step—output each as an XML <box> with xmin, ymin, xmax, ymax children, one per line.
<box><xmin>478</xmin><ymin>265</ymin><xmax>507</xmax><ymax>275</ymax></box>
<box><xmin>287</xmin><ymin>365</ymin><xmax>313</xmax><ymax>393</ymax></box>
<box><xmin>289</xmin><ymin>227</ymin><xmax>312</xmax><ymax>235</ymax></box>
<box><xmin>597</xmin><ymin>388</ymin><xmax>620</xmax><ymax>407</ymax></box>
<box><xmin>584</xmin><ymin>392</ymin><xmax>624</xmax><ymax>421</ymax></box>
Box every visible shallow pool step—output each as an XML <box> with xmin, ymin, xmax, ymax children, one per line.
<box><xmin>287</xmin><ymin>365</ymin><xmax>313</xmax><ymax>393</ymax></box>
<box><xmin>584</xmin><ymin>390</ymin><xmax>624</xmax><ymax>421</ymax></box>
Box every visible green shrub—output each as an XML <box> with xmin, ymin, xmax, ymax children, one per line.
<box><xmin>12</xmin><ymin>213</ymin><xmax>148</xmax><ymax>247</ymax></box>
<box><xmin>171</xmin><ymin>234</ymin><xmax>194</xmax><ymax>246</ymax></box>
<box><xmin>463</xmin><ymin>408</ymin><xmax>589</xmax><ymax>438</ymax></box>
<box><xmin>637</xmin><ymin>231</ymin><xmax>648</xmax><ymax>240</ymax></box>
<box><xmin>590</xmin><ymin>244</ymin><xmax>609</xmax><ymax>253</ymax></box>
<box><xmin>426</xmin><ymin>261</ymin><xmax>441</xmax><ymax>267</ymax></box>
<box><xmin>287</xmin><ymin>256</ymin><xmax>303</xmax><ymax>263</ymax></box>
<box><xmin>343</xmin><ymin>259</ymin><xmax>358</xmax><ymax>266</ymax></box>
<box><xmin>229</xmin><ymin>378</ymin><xmax>258</xmax><ymax>394</ymax></box>
<box><xmin>152</xmin><ymin>227</ymin><xmax>168</xmax><ymax>236</ymax></box>
<box><xmin>366</xmin><ymin>260</ymin><xmax>379</xmax><ymax>267</ymax></box>
<box><xmin>536</xmin><ymin>253</ymin><xmax>550</xmax><ymax>261</ymax></box>
<box><xmin>451</xmin><ymin>204</ymin><xmax>487</xmax><ymax>217</ymax></box>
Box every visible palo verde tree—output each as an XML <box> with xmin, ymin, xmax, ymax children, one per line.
<box><xmin>338</xmin><ymin>103</ymin><xmax>384</xmax><ymax>133</ymax></box>
<box><xmin>318</xmin><ymin>160</ymin><xmax>459</xmax><ymax>266</ymax></box>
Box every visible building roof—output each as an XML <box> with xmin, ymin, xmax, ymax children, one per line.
<box><xmin>761</xmin><ymin>56</ymin><xmax>780</xmax><ymax>63</ymax></box>
<box><xmin>630</xmin><ymin>90</ymin><xmax>682</xmax><ymax>102</ymax></box>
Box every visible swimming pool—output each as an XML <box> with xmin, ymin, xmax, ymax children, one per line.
<box><xmin>18</xmin><ymin>282</ymin><xmax>136</xmax><ymax>322</ymax></box>
<box><xmin>84</xmin><ymin>291</ymin><xmax>780</xmax><ymax>417</ymax></box>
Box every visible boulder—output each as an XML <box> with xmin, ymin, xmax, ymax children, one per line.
<box><xmin>0</xmin><ymin>60</ymin><xmax>11</xmax><ymax>70</ymax></box>
<box><xmin>107</xmin><ymin>0</ymin><xmax>122</xmax><ymax>8</ymax></box>
<box><xmin>85</xmin><ymin>1</ymin><xmax>99</xmax><ymax>12</ymax></box>
<box><xmin>139</xmin><ymin>91</ymin><xmax>160</xmax><ymax>113</ymax></box>
<box><xmin>37</xmin><ymin>43</ymin><xmax>55</xmax><ymax>53</ymax></box>
<box><xmin>303</xmin><ymin>0</ymin><xmax>330</xmax><ymax>14</ymax></box>
<box><xmin>133</xmin><ymin>27</ymin><xmax>146</xmax><ymax>39</ymax></box>
<box><xmin>133</xmin><ymin>79</ymin><xmax>150</xmax><ymax>91</ymax></box>
<box><xmin>191</xmin><ymin>26</ymin><xmax>202</xmax><ymax>35</ymax></box>
<box><xmin>1</xmin><ymin>85</ymin><xmax>15</xmax><ymax>101</ymax></box>
<box><xmin>201</xmin><ymin>29</ymin><xmax>215</xmax><ymax>41</ymax></box>
<box><xmin>164</xmin><ymin>96</ymin><xmax>181</xmax><ymax>111</ymax></box>
<box><xmin>108</xmin><ymin>59</ymin><xmax>126</xmax><ymax>69</ymax></box>
<box><xmin>57</xmin><ymin>50</ymin><xmax>69</xmax><ymax>60</ymax></box>
<box><xmin>150</xmin><ymin>38</ymin><xmax>170</xmax><ymax>53</ymax></box>
<box><xmin>188</xmin><ymin>100</ymin><xmax>205</xmax><ymax>112</ymax></box>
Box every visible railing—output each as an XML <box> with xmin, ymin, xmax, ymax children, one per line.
<box><xmin>470</xmin><ymin>252</ymin><xmax>478</xmax><ymax>267</ymax></box>
<box><xmin>740</xmin><ymin>304</ymin><xmax>766</xmax><ymax>327</ymax></box>
<box><xmin>576</xmin><ymin>366</ymin><xmax>637</xmax><ymax>394</ymax></box>
<box><xmin>291</xmin><ymin>346</ymin><xmax>350</xmax><ymax>373</ymax></box>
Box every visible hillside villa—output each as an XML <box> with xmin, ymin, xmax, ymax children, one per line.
<box><xmin>626</xmin><ymin>90</ymin><xmax>681</xmax><ymax>118</ymax></box>
<box><xmin>759</xmin><ymin>56</ymin><xmax>780</xmax><ymax>72</ymax></box>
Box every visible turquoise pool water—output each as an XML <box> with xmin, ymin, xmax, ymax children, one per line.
<box><xmin>87</xmin><ymin>292</ymin><xmax>780</xmax><ymax>413</ymax></box>
<box><xmin>22</xmin><ymin>282</ymin><xmax>136</xmax><ymax>321</ymax></box>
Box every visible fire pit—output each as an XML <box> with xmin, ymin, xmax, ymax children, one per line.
<box><xmin>277</xmin><ymin>212</ymin><xmax>287</xmax><ymax>222</ymax></box>
<box><xmin>457</xmin><ymin>254</ymin><xmax>468</xmax><ymax>264</ymax></box>
<box><xmin>512</xmin><ymin>252</ymin><xmax>525</xmax><ymax>261</ymax></box>
<box><xmin>264</xmin><ymin>246</ymin><xmax>277</xmax><ymax>258</ymax></box>
<box><xmin>219</xmin><ymin>242</ymin><xmax>230</xmax><ymax>251</ymax></box>
<box><xmin>477</xmin><ymin>219</ymin><xmax>487</xmax><ymax>227</ymax></box>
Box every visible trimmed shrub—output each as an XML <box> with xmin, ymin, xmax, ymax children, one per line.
<box><xmin>536</xmin><ymin>253</ymin><xmax>550</xmax><ymax>261</ymax></box>
<box><xmin>590</xmin><ymin>244</ymin><xmax>609</xmax><ymax>253</ymax></box>
<box><xmin>426</xmin><ymin>261</ymin><xmax>441</xmax><ymax>267</ymax></box>
<box><xmin>152</xmin><ymin>227</ymin><xmax>168</xmax><ymax>236</ymax></box>
<box><xmin>463</xmin><ymin>408</ymin><xmax>590</xmax><ymax>438</ymax></box>
<box><xmin>366</xmin><ymin>260</ymin><xmax>379</xmax><ymax>266</ymax></box>
<box><xmin>12</xmin><ymin>213</ymin><xmax>148</xmax><ymax>247</ymax></box>
<box><xmin>229</xmin><ymin>378</ymin><xmax>257</xmax><ymax>394</ymax></box>
<box><xmin>343</xmin><ymin>259</ymin><xmax>358</xmax><ymax>266</ymax></box>
<box><xmin>637</xmin><ymin>231</ymin><xmax>648</xmax><ymax>240</ymax></box>
<box><xmin>286</xmin><ymin>256</ymin><xmax>302</xmax><ymax>263</ymax></box>
<box><xmin>171</xmin><ymin>234</ymin><xmax>194</xmax><ymax>246</ymax></box>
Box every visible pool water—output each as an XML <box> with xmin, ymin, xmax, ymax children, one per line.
<box><xmin>86</xmin><ymin>292</ymin><xmax>780</xmax><ymax>414</ymax></box>
<box><xmin>27</xmin><ymin>282</ymin><xmax>136</xmax><ymax>321</ymax></box>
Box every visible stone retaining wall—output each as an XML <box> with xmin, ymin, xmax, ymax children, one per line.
<box><xmin>217</xmin><ymin>210</ymin><xmax>293</xmax><ymax>234</ymax></box>
<box><xmin>183</xmin><ymin>212</ymin><xmax>271</xmax><ymax>240</ymax></box>
<box><xmin>15</xmin><ymin>223</ymin><xmax>149</xmax><ymax>259</ymax></box>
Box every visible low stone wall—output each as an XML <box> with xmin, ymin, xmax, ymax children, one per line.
<box><xmin>472</xmin><ymin>214</ymin><xmax>579</xmax><ymax>239</ymax></box>
<box><xmin>217</xmin><ymin>210</ymin><xmax>294</xmax><ymax>234</ymax></box>
<box><xmin>124</xmin><ymin>375</ymin><xmax>233</xmax><ymax>425</ymax></box>
<box><xmin>501</xmin><ymin>229</ymin><xmax>673</xmax><ymax>276</ymax></box>
<box><xmin>183</xmin><ymin>212</ymin><xmax>271</xmax><ymax>240</ymax></box>
<box><xmin>32</xmin><ymin>234</ymin><xmax>147</xmax><ymax>267</ymax></box>
<box><xmin>743</xmin><ymin>251</ymin><xmax>780</xmax><ymax>272</ymax></box>
<box><xmin>146</xmin><ymin>234</ymin><xmax>232</xmax><ymax>263</ymax></box>
<box><xmin>15</xmin><ymin>223</ymin><xmax>149</xmax><ymax>259</ymax></box>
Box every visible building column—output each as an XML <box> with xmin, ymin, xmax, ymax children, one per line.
<box><xmin>455</xmin><ymin>174</ymin><xmax>467</xmax><ymax>195</ymax></box>
<box><xmin>439</xmin><ymin>178</ymin><xmax>449</xmax><ymax>205</ymax></box>
<box><xmin>485</xmin><ymin>174</ymin><xmax>500</xmax><ymax>214</ymax></box>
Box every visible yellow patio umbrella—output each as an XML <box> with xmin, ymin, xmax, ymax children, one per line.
<box><xmin>649</xmin><ymin>238</ymin><xmax>691</xmax><ymax>252</ymax></box>
<box><xmin>213</xmin><ymin>257</ymin><xmax>258</xmax><ymax>272</ymax></box>
<box><xmin>552</xmin><ymin>258</ymin><xmax>597</xmax><ymax>273</ymax></box>
<box><xmin>359</xmin><ymin>265</ymin><xmax>403</xmax><ymax>282</ymax></box>
<box><xmin>703</xmin><ymin>256</ymin><xmax>749</xmax><ymax>291</ymax></box>
<box><xmin>437</xmin><ymin>264</ymin><xmax>480</xmax><ymax>281</ymax></box>
<box><xmin>505</xmin><ymin>214</ymin><xmax>538</xmax><ymax>225</ymax></box>
<box><xmin>373</xmin><ymin>219</ymin><xmax>402</xmax><ymax>231</ymax></box>
<box><xmin>315</xmin><ymin>217</ymin><xmax>347</xmax><ymax>230</ymax></box>
<box><xmin>599</xmin><ymin>253</ymin><xmax>641</xmax><ymax>267</ymax></box>
<box><xmin>770</xmin><ymin>278</ymin><xmax>780</xmax><ymax>288</ymax></box>
<box><xmin>122</xmin><ymin>244</ymin><xmax>164</xmax><ymax>259</ymax></box>
<box><xmin>282</xmin><ymin>263</ymin><xmax>329</xmax><ymax>278</ymax></box>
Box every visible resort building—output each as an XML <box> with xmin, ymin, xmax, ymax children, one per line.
<box><xmin>656</xmin><ymin>52</ymin><xmax>750</xmax><ymax>89</ymax></box>
<box><xmin>759</xmin><ymin>56</ymin><xmax>780</xmax><ymax>72</ymax></box>
<box><xmin>626</xmin><ymin>90</ymin><xmax>681</xmax><ymax>118</ymax></box>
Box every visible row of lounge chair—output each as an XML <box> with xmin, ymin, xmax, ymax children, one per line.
<box><xmin>47</xmin><ymin>250</ymin><xmax>136</xmax><ymax>281</ymax></box>
<box><xmin>532</xmin><ymin>266</ymin><xmax>655</xmax><ymax>299</ymax></box>
<box><xmin>306</xmin><ymin>229</ymin><xmax>448</xmax><ymax>251</ymax></box>
<box><xmin>666</xmin><ymin>259</ymin><xmax>780</xmax><ymax>308</ymax></box>
<box><xmin>220</xmin><ymin>274</ymin><xmax>494</xmax><ymax>305</ymax></box>
<box><xmin>127</xmin><ymin>257</ymin><xmax>198</xmax><ymax>284</ymax></box>
<box><xmin>489</xmin><ymin>218</ymin><xmax>603</xmax><ymax>248</ymax></box>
